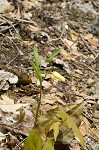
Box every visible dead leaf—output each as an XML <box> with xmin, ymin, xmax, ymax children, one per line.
<box><xmin>64</xmin><ymin>38</ymin><xmax>74</xmax><ymax>47</ymax></box>
<box><xmin>42</xmin><ymin>93</ymin><xmax>65</xmax><ymax>105</ymax></box>
<box><xmin>71</xmin><ymin>49</ymin><xmax>82</xmax><ymax>57</ymax></box>
<box><xmin>23</xmin><ymin>12</ymin><xmax>32</xmax><ymax>19</ymax></box>
<box><xmin>89</xmin><ymin>128</ymin><xmax>99</xmax><ymax>141</ymax></box>
<box><xmin>45</xmin><ymin>74</ymin><xmax>53</xmax><ymax>79</ymax></box>
<box><xmin>0</xmin><ymin>70</ymin><xmax>18</xmax><ymax>84</ymax></box>
<box><xmin>40</xmin><ymin>56</ymin><xmax>48</xmax><ymax>67</ymax></box>
<box><xmin>56</xmin><ymin>99</ymin><xmax>65</xmax><ymax>105</ymax></box>
<box><xmin>79</xmin><ymin>117</ymin><xmax>90</xmax><ymax>136</ymax></box>
<box><xmin>23</xmin><ymin>40</ymin><xmax>35</xmax><ymax>45</ymax></box>
<box><xmin>27</xmin><ymin>25</ymin><xmax>40</xmax><ymax>33</ymax></box>
<box><xmin>14</xmin><ymin>5</ymin><xmax>21</xmax><ymax>19</ymax></box>
<box><xmin>84</xmin><ymin>34</ymin><xmax>99</xmax><ymax>47</ymax></box>
<box><xmin>0</xmin><ymin>0</ymin><xmax>14</xmax><ymax>13</ymax></box>
<box><xmin>23</xmin><ymin>0</ymin><xmax>41</xmax><ymax>11</ymax></box>
<box><xmin>37</xmin><ymin>80</ymin><xmax>51</xmax><ymax>89</ymax></box>
<box><xmin>93</xmin><ymin>110</ymin><xmax>99</xmax><ymax>119</ymax></box>
<box><xmin>87</xmin><ymin>78</ymin><xmax>94</xmax><ymax>84</ymax></box>
<box><xmin>53</xmin><ymin>58</ymin><xmax>71</xmax><ymax>74</ymax></box>
<box><xmin>0</xmin><ymin>80</ymin><xmax>9</xmax><ymax>91</ymax></box>
<box><xmin>70</xmin><ymin>29</ymin><xmax>78</xmax><ymax>41</ymax></box>
<box><xmin>60</xmin><ymin>49</ymin><xmax>71</xmax><ymax>60</ymax></box>
<box><xmin>0</xmin><ymin>99</ymin><xmax>6</xmax><ymax>105</ymax></box>
<box><xmin>70</xmin><ymin>145</ymin><xmax>80</xmax><ymax>150</ymax></box>
<box><xmin>17</xmin><ymin>96</ymin><xmax>36</xmax><ymax>104</ymax></box>
<box><xmin>0</xmin><ymin>104</ymin><xmax>28</xmax><ymax>113</ymax></box>
<box><xmin>0</xmin><ymin>132</ymin><xmax>6</xmax><ymax>141</ymax></box>
<box><xmin>31</xmin><ymin>75</ymin><xmax>37</xmax><ymax>84</ymax></box>
<box><xmin>87</xmin><ymin>54</ymin><xmax>95</xmax><ymax>65</ymax></box>
<box><xmin>75</xmin><ymin>69</ymin><xmax>83</xmax><ymax>75</ymax></box>
<box><xmin>1</xmin><ymin>94</ymin><xmax>14</xmax><ymax>104</ymax></box>
<box><xmin>84</xmin><ymin>34</ymin><xmax>93</xmax><ymax>40</ymax></box>
<box><xmin>42</xmin><ymin>80</ymin><xmax>51</xmax><ymax>89</ymax></box>
<box><xmin>88</xmin><ymin>38</ymin><xmax>99</xmax><ymax>47</ymax></box>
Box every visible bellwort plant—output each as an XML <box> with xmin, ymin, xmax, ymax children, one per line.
<box><xmin>30</xmin><ymin>46</ymin><xmax>61</xmax><ymax>126</ymax></box>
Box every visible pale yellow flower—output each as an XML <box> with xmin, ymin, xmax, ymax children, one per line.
<box><xmin>52</xmin><ymin>71</ymin><xmax>65</xmax><ymax>82</ymax></box>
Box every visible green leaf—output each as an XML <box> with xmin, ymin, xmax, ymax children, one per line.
<box><xmin>30</xmin><ymin>61</ymin><xmax>42</xmax><ymax>82</ymax></box>
<box><xmin>24</xmin><ymin>129</ymin><xmax>42</xmax><ymax>150</ymax></box>
<box><xmin>45</xmin><ymin>119</ymin><xmax>59</xmax><ymax>135</ymax></box>
<box><xmin>46</xmin><ymin>48</ymin><xmax>61</xmax><ymax>62</ymax></box>
<box><xmin>49</xmin><ymin>122</ymin><xmax>60</xmax><ymax>141</ymax></box>
<box><xmin>57</xmin><ymin>111</ymin><xmax>84</xmax><ymax>148</ymax></box>
<box><xmin>42</xmin><ymin>138</ymin><xmax>54</xmax><ymax>150</ymax></box>
<box><xmin>67</xmin><ymin>103</ymin><xmax>83</xmax><ymax>117</ymax></box>
<box><xmin>67</xmin><ymin>115</ymin><xmax>84</xmax><ymax>148</ymax></box>
<box><xmin>34</xmin><ymin>46</ymin><xmax>41</xmax><ymax>69</ymax></box>
<box><xmin>57</xmin><ymin>111</ymin><xmax>68</xmax><ymax>126</ymax></box>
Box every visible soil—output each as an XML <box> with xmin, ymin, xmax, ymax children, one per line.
<box><xmin>0</xmin><ymin>0</ymin><xmax>99</xmax><ymax>149</ymax></box>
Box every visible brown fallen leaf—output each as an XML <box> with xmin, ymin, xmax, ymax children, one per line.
<box><xmin>27</xmin><ymin>25</ymin><xmax>40</xmax><ymax>33</ymax></box>
<box><xmin>93</xmin><ymin>110</ymin><xmax>99</xmax><ymax>119</ymax></box>
<box><xmin>87</xmin><ymin>78</ymin><xmax>94</xmax><ymax>84</ymax></box>
<box><xmin>89</xmin><ymin>128</ymin><xmax>99</xmax><ymax>141</ymax></box>
<box><xmin>71</xmin><ymin>49</ymin><xmax>82</xmax><ymax>57</ymax></box>
<box><xmin>0</xmin><ymin>104</ymin><xmax>28</xmax><ymax>113</ymax></box>
<box><xmin>70</xmin><ymin>29</ymin><xmax>78</xmax><ymax>41</ymax></box>
<box><xmin>70</xmin><ymin>145</ymin><xmax>80</xmax><ymax>150</ymax></box>
<box><xmin>0</xmin><ymin>132</ymin><xmax>6</xmax><ymax>142</ymax></box>
<box><xmin>83</xmin><ymin>34</ymin><xmax>93</xmax><ymax>40</ymax></box>
<box><xmin>75</xmin><ymin>69</ymin><xmax>83</xmax><ymax>75</ymax></box>
<box><xmin>88</xmin><ymin>38</ymin><xmax>99</xmax><ymax>47</ymax></box>
<box><xmin>1</xmin><ymin>94</ymin><xmax>14</xmax><ymax>105</ymax></box>
<box><xmin>1</xmin><ymin>66</ymin><xmax>32</xmax><ymax>85</ymax></box>
<box><xmin>63</xmin><ymin>38</ymin><xmax>78</xmax><ymax>52</ymax></box>
<box><xmin>42</xmin><ymin>93</ymin><xmax>65</xmax><ymax>105</ymax></box>
<box><xmin>0</xmin><ymin>70</ymin><xmax>18</xmax><ymax>88</ymax></box>
<box><xmin>87</xmin><ymin>54</ymin><xmax>95</xmax><ymax>65</ymax></box>
<box><xmin>42</xmin><ymin>80</ymin><xmax>51</xmax><ymax>89</ymax></box>
<box><xmin>0</xmin><ymin>99</ymin><xmax>6</xmax><ymax>105</ymax></box>
<box><xmin>0</xmin><ymin>0</ymin><xmax>14</xmax><ymax>13</ymax></box>
<box><xmin>60</xmin><ymin>49</ymin><xmax>71</xmax><ymax>60</ymax></box>
<box><xmin>79</xmin><ymin>117</ymin><xmax>90</xmax><ymax>136</ymax></box>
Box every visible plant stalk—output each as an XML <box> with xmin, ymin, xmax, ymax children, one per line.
<box><xmin>34</xmin><ymin>81</ymin><xmax>42</xmax><ymax>126</ymax></box>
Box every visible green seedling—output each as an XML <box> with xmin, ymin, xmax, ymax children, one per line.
<box><xmin>46</xmin><ymin>48</ymin><xmax>61</xmax><ymax>62</ymax></box>
<box><xmin>30</xmin><ymin>46</ymin><xmax>61</xmax><ymax>126</ymax></box>
<box><xmin>24</xmin><ymin>46</ymin><xmax>84</xmax><ymax>150</ymax></box>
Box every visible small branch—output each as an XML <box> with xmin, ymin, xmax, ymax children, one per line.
<box><xmin>0</xmin><ymin>122</ymin><xmax>28</xmax><ymax>136</ymax></box>
<box><xmin>0</xmin><ymin>32</ymin><xmax>23</xmax><ymax>55</ymax></box>
<box><xmin>79</xmin><ymin>34</ymin><xmax>97</xmax><ymax>57</ymax></box>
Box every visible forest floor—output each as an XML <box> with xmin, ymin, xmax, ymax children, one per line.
<box><xmin>0</xmin><ymin>0</ymin><xmax>99</xmax><ymax>149</ymax></box>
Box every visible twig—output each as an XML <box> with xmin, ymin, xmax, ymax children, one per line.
<box><xmin>0</xmin><ymin>22</ymin><xmax>19</xmax><ymax>33</ymax></box>
<box><xmin>13</xmin><ymin>18</ymin><xmax>37</xmax><ymax>25</ymax></box>
<box><xmin>0</xmin><ymin>15</ymin><xmax>19</xmax><ymax>34</ymax></box>
<box><xmin>0</xmin><ymin>122</ymin><xmax>28</xmax><ymax>136</ymax></box>
<box><xmin>47</xmin><ymin>27</ymin><xmax>65</xmax><ymax>42</ymax></box>
<box><xmin>81</xmin><ymin>63</ymin><xmax>99</xmax><ymax>76</ymax></box>
<box><xmin>6</xmin><ymin>53</ymin><xmax>19</xmax><ymax>66</ymax></box>
<box><xmin>0</xmin><ymin>32</ymin><xmax>23</xmax><ymax>55</ymax></box>
<box><xmin>61</xmin><ymin>38</ymin><xmax>72</xmax><ymax>51</ymax></box>
<box><xmin>13</xmin><ymin>138</ymin><xmax>26</xmax><ymax>150</ymax></box>
<box><xmin>79</xmin><ymin>34</ymin><xmax>97</xmax><ymax>57</ymax></box>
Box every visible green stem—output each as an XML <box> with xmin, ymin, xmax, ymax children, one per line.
<box><xmin>34</xmin><ymin>81</ymin><xmax>42</xmax><ymax>126</ymax></box>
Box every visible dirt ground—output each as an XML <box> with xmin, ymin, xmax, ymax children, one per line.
<box><xmin>0</xmin><ymin>0</ymin><xmax>99</xmax><ymax>149</ymax></box>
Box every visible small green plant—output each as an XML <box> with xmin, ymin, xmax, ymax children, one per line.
<box><xmin>24</xmin><ymin>46</ymin><xmax>84</xmax><ymax>150</ymax></box>
<box><xmin>30</xmin><ymin>46</ymin><xmax>42</xmax><ymax>126</ymax></box>
<box><xmin>30</xmin><ymin>46</ymin><xmax>61</xmax><ymax>126</ymax></box>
